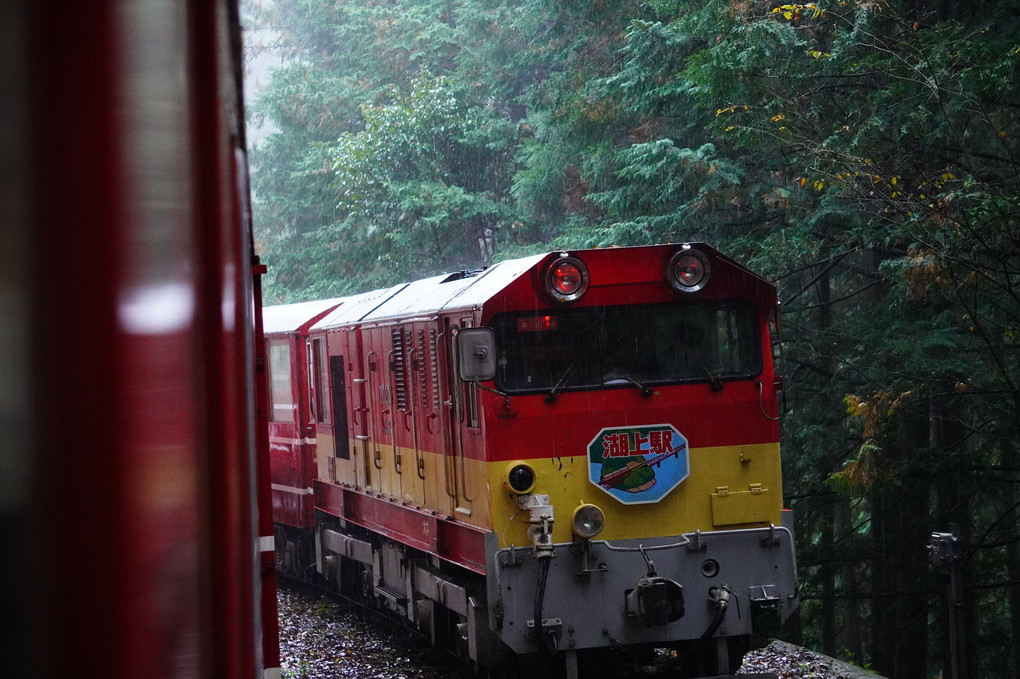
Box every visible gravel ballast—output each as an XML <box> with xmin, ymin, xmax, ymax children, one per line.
<box><xmin>276</xmin><ymin>586</ymin><xmax>879</xmax><ymax>679</ymax></box>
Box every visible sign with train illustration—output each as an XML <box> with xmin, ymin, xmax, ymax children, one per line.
<box><xmin>586</xmin><ymin>424</ymin><xmax>689</xmax><ymax>504</ymax></box>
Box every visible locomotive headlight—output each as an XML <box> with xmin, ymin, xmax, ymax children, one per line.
<box><xmin>571</xmin><ymin>503</ymin><xmax>605</xmax><ymax>538</ymax></box>
<box><xmin>503</xmin><ymin>462</ymin><xmax>536</xmax><ymax>495</ymax></box>
<box><xmin>544</xmin><ymin>254</ymin><xmax>589</xmax><ymax>303</ymax></box>
<box><xmin>666</xmin><ymin>247</ymin><xmax>711</xmax><ymax>293</ymax></box>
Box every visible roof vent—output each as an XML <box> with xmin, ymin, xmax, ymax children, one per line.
<box><xmin>440</xmin><ymin>269</ymin><xmax>483</xmax><ymax>284</ymax></box>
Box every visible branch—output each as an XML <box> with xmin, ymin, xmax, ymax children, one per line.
<box><xmin>800</xmin><ymin>278</ymin><xmax>882</xmax><ymax>310</ymax></box>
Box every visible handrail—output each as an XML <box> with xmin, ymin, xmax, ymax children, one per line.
<box><xmin>387</xmin><ymin>349</ymin><xmax>401</xmax><ymax>475</ymax></box>
<box><xmin>408</xmin><ymin>345</ymin><xmax>426</xmax><ymax>481</ymax></box>
<box><xmin>435</xmin><ymin>331</ymin><xmax>457</xmax><ymax>500</ymax></box>
<box><xmin>451</xmin><ymin>328</ymin><xmax>474</xmax><ymax>503</ymax></box>
<box><xmin>366</xmin><ymin>350</ymin><xmax>382</xmax><ymax>471</ymax></box>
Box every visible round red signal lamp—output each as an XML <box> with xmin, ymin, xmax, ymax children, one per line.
<box><xmin>544</xmin><ymin>255</ymin><xmax>589</xmax><ymax>303</ymax></box>
<box><xmin>666</xmin><ymin>248</ymin><xmax>711</xmax><ymax>292</ymax></box>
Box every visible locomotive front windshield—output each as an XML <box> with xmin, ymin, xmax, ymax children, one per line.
<box><xmin>491</xmin><ymin>300</ymin><xmax>760</xmax><ymax>395</ymax></box>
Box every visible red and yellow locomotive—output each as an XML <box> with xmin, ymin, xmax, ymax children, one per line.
<box><xmin>267</xmin><ymin>243</ymin><xmax>798</xmax><ymax>676</ymax></box>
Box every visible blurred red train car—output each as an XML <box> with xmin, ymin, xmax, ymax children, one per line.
<box><xmin>2</xmin><ymin>1</ymin><xmax>280</xmax><ymax>677</ymax></box>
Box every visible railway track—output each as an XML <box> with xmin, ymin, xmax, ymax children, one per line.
<box><xmin>276</xmin><ymin>581</ymin><xmax>878</xmax><ymax>679</ymax></box>
<box><xmin>277</xmin><ymin>580</ymin><xmax>457</xmax><ymax>679</ymax></box>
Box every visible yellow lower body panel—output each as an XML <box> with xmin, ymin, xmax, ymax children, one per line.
<box><xmin>486</xmin><ymin>442</ymin><xmax>784</xmax><ymax>548</ymax></box>
<box><xmin>323</xmin><ymin>439</ymin><xmax>783</xmax><ymax>547</ymax></box>
<box><xmin>710</xmin><ymin>486</ymin><xmax>774</xmax><ymax>526</ymax></box>
<box><xmin>329</xmin><ymin>437</ymin><xmax>495</xmax><ymax>532</ymax></box>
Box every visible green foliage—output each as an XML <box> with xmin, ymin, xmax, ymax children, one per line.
<box><xmin>587</xmin><ymin>140</ymin><xmax>746</xmax><ymax>243</ymax></box>
<box><xmin>245</xmin><ymin>0</ymin><xmax>1020</xmax><ymax>671</ymax></box>
<box><xmin>312</xmin><ymin>71</ymin><xmax>515</xmax><ymax>287</ymax></box>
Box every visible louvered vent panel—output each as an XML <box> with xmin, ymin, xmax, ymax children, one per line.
<box><xmin>417</xmin><ymin>329</ymin><xmax>429</xmax><ymax>409</ymax></box>
<box><xmin>391</xmin><ymin>327</ymin><xmax>408</xmax><ymax>411</ymax></box>
<box><xmin>429</xmin><ymin>329</ymin><xmax>440</xmax><ymax>409</ymax></box>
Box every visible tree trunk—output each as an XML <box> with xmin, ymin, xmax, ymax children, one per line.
<box><xmin>838</xmin><ymin>498</ymin><xmax>863</xmax><ymax>663</ymax></box>
<box><xmin>869</xmin><ymin>480</ymin><xmax>931</xmax><ymax>678</ymax></box>
<box><xmin>816</xmin><ymin>255</ymin><xmax>837</xmax><ymax>657</ymax></box>
<box><xmin>821</xmin><ymin>497</ymin><xmax>836</xmax><ymax>657</ymax></box>
<box><xmin>870</xmin><ymin>488</ymin><xmax>893</xmax><ymax>675</ymax></box>
<box><xmin>891</xmin><ymin>473</ymin><xmax>928</xmax><ymax>679</ymax></box>
<box><xmin>1006</xmin><ymin>440</ymin><xmax>1020</xmax><ymax>679</ymax></box>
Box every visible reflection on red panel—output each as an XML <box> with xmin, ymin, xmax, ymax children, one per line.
<box><xmin>16</xmin><ymin>1</ymin><xmax>279</xmax><ymax>677</ymax></box>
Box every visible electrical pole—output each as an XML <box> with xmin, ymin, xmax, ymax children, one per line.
<box><xmin>928</xmin><ymin>526</ymin><xmax>968</xmax><ymax>679</ymax></box>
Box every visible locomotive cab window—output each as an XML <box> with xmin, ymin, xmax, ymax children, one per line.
<box><xmin>491</xmin><ymin>300</ymin><xmax>759</xmax><ymax>395</ymax></box>
<box><xmin>312</xmin><ymin>338</ymin><xmax>329</xmax><ymax>424</ymax></box>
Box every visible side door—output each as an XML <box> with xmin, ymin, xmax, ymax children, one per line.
<box><xmin>309</xmin><ymin>333</ymin><xmax>336</xmax><ymax>483</ymax></box>
<box><xmin>362</xmin><ymin>324</ymin><xmax>398</xmax><ymax>497</ymax></box>
<box><xmin>444</xmin><ymin>315</ymin><xmax>489</xmax><ymax>528</ymax></box>
<box><xmin>388</xmin><ymin>324</ymin><xmax>425</xmax><ymax>504</ymax></box>
<box><xmin>409</xmin><ymin>320</ymin><xmax>452</xmax><ymax>513</ymax></box>
<box><xmin>324</xmin><ymin>326</ymin><xmax>372</xmax><ymax>490</ymax></box>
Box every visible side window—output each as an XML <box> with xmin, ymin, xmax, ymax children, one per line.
<box><xmin>312</xmin><ymin>338</ymin><xmax>329</xmax><ymax>424</ymax></box>
<box><xmin>268</xmin><ymin>339</ymin><xmax>293</xmax><ymax>422</ymax></box>
<box><xmin>330</xmin><ymin>355</ymin><xmax>350</xmax><ymax>460</ymax></box>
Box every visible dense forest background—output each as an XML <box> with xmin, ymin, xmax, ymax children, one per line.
<box><xmin>242</xmin><ymin>0</ymin><xmax>1020</xmax><ymax>676</ymax></box>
